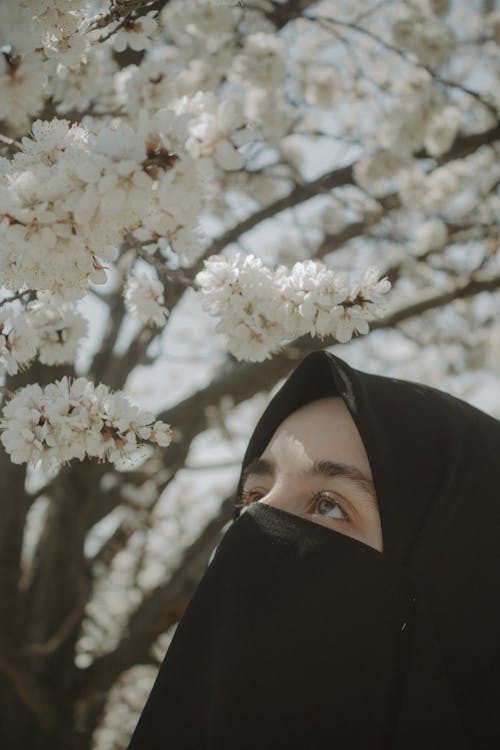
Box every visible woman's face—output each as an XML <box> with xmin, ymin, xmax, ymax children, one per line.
<box><xmin>241</xmin><ymin>397</ymin><xmax>383</xmax><ymax>552</ymax></box>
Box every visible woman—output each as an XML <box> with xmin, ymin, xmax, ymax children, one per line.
<box><xmin>127</xmin><ymin>350</ymin><xmax>500</xmax><ymax>749</ymax></box>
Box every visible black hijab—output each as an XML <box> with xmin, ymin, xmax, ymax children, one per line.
<box><xmin>127</xmin><ymin>350</ymin><xmax>500</xmax><ymax>749</ymax></box>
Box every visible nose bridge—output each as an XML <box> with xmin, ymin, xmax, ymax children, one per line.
<box><xmin>259</xmin><ymin>474</ymin><xmax>303</xmax><ymax>512</ymax></box>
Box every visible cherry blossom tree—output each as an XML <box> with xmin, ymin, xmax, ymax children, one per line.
<box><xmin>0</xmin><ymin>0</ymin><xmax>498</xmax><ymax>748</ymax></box>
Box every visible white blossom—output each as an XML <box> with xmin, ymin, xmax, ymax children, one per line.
<box><xmin>0</xmin><ymin>1</ymin><xmax>92</xmax><ymax>132</ymax></box>
<box><xmin>111</xmin><ymin>11</ymin><xmax>159</xmax><ymax>54</ymax></box>
<box><xmin>113</xmin><ymin>52</ymin><xmax>182</xmax><ymax>117</ymax></box>
<box><xmin>390</xmin><ymin>4</ymin><xmax>455</xmax><ymax>66</ymax></box>
<box><xmin>243</xmin><ymin>85</ymin><xmax>296</xmax><ymax>147</ymax></box>
<box><xmin>354</xmin><ymin>150</ymin><xmax>410</xmax><ymax>196</ymax></box>
<box><xmin>0</xmin><ymin>292</ymin><xmax>88</xmax><ymax>372</ymax></box>
<box><xmin>275</xmin><ymin>260</ymin><xmax>348</xmax><ymax>338</ymax></box>
<box><xmin>311</xmin><ymin>201</ymin><xmax>346</xmax><ymax>235</ymax></box>
<box><xmin>51</xmin><ymin>44</ymin><xmax>118</xmax><ymax>116</ymax></box>
<box><xmin>124</xmin><ymin>274</ymin><xmax>168</xmax><ymax>328</ymax></box>
<box><xmin>228</xmin><ymin>32</ymin><xmax>285</xmax><ymax>88</ymax></box>
<box><xmin>0</xmin><ymin>50</ymin><xmax>47</xmax><ymax>132</ymax></box>
<box><xmin>0</xmin><ymin>110</ymin><xmax>206</xmax><ymax>298</ymax></box>
<box><xmin>397</xmin><ymin>161</ymin><xmax>469</xmax><ymax>213</ymax></box>
<box><xmin>301</xmin><ymin>64</ymin><xmax>339</xmax><ymax>108</ymax></box>
<box><xmin>177</xmin><ymin>92</ymin><xmax>259</xmax><ymax>171</ymax></box>
<box><xmin>196</xmin><ymin>254</ymin><xmax>391</xmax><ymax>361</ymax></box>
<box><xmin>0</xmin><ymin>312</ymin><xmax>38</xmax><ymax>375</ymax></box>
<box><xmin>160</xmin><ymin>0</ymin><xmax>239</xmax><ymax>57</ymax></box>
<box><xmin>0</xmin><ymin>377</ymin><xmax>173</xmax><ymax>469</ymax></box>
<box><xmin>415</xmin><ymin>218</ymin><xmax>448</xmax><ymax>252</ymax></box>
<box><xmin>423</xmin><ymin>106</ymin><xmax>462</xmax><ymax>157</ymax></box>
<box><xmin>151</xmin><ymin>421</ymin><xmax>174</xmax><ymax>447</ymax></box>
<box><xmin>25</xmin><ymin>291</ymin><xmax>88</xmax><ymax>366</ymax></box>
<box><xmin>196</xmin><ymin>253</ymin><xmax>284</xmax><ymax>361</ymax></box>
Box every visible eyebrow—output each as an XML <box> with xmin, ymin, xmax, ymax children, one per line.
<box><xmin>241</xmin><ymin>457</ymin><xmax>377</xmax><ymax>501</ymax></box>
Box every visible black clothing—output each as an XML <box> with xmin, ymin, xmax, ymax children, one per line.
<box><xmin>127</xmin><ymin>350</ymin><xmax>500</xmax><ymax>748</ymax></box>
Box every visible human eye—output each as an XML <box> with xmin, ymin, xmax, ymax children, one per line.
<box><xmin>240</xmin><ymin>487</ymin><xmax>267</xmax><ymax>508</ymax></box>
<box><xmin>310</xmin><ymin>491</ymin><xmax>349</xmax><ymax>522</ymax></box>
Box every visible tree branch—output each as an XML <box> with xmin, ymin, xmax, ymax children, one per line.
<box><xmin>0</xmin><ymin>633</ymin><xmax>60</xmax><ymax>731</ymax></box>
<box><xmin>315</xmin><ymin>16</ymin><xmax>498</xmax><ymax>117</ymax></box>
<box><xmin>190</xmin><ymin>122</ymin><xmax>500</xmax><ymax>279</ymax></box>
<box><xmin>0</xmin><ymin>289</ymin><xmax>36</xmax><ymax>310</ymax></box>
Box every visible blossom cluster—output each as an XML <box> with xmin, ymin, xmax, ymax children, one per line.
<box><xmin>0</xmin><ymin>377</ymin><xmax>173</xmax><ymax>469</ymax></box>
<box><xmin>0</xmin><ymin>292</ymin><xmax>88</xmax><ymax>376</ymax></box>
<box><xmin>177</xmin><ymin>91</ymin><xmax>260</xmax><ymax>172</ymax></box>
<box><xmin>390</xmin><ymin>3</ymin><xmax>455</xmax><ymax>67</ymax></box>
<box><xmin>0</xmin><ymin>113</ymin><xmax>209</xmax><ymax>299</ymax></box>
<box><xmin>123</xmin><ymin>274</ymin><xmax>168</xmax><ymax>328</ymax></box>
<box><xmin>0</xmin><ymin>1</ymin><xmax>92</xmax><ymax>131</ymax></box>
<box><xmin>195</xmin><ymin>254</ymin><xmax>391</xmax><ymax>361</ymax></box>
<box><xmin>110</xmin><ymin>11</ymin><xmax>159</xmax><ymax>54</ymax></box>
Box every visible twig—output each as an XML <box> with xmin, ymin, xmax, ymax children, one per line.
<box><xmin>87</xmin><ymin>0</ymin><xmax>156</xmax><ymax>32</ymax></box>
<box><xmin>0</xmin><ymin>635</ymin><xmax>59</xmax><ymax>730</ymax></box>
<box><xmin>22</xmin><ymin>595</ymin><xmax>88</xmax><ymax>656</ymax></box>
<box><xmin>189</xmin><ymin>123</ymin><xmax>500</xmax><ymax>281</ymax></box>
<box><xmin>0</xmin><ymin>133</ymin><xmax>22</xmax><ymax>150</ymax></box>
<box><xmin>0</xmin><ymin>289</ymin><xmax>36</xmax><ymax>310</ymax></box>
<box><xmin>86</xmin><ymin>0</ymin><xmax>159</xmax><ymax>45</ymax></box>
<box><xmin>314</xmin><ymin>16</ymin><xmax>498</xmax><ymax>118</ymax></box>
<box><xmin>352</xmin><ymin>0</ymin><xmax>397</xmax><ymax>24</ymax></box>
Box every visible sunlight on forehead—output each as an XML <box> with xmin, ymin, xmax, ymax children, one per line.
<box><xmin>261</xmin><ymin>397</ymin><xmax>374</xmax><ymax>483</ymax></box>
<box><xmin>266</xmin><ymin>430</ymin><xmax>311</xmax><ymax>465</ymax></box>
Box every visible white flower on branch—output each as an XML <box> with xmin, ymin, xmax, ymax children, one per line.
<box><xmin>390</xmin><ymin>4</ymin><xmax>455</xmax><ymax>67</ymax></box>
<box><xmin>25</xmin><ymin>291</ymin><xmax>88</xmax><ymax>366</ymax></box>
<box><xmin>353</xmin><ymin>150</ymin><xmax>410</xmax><ymax>196</ymax></box>
<box><xmin>111</xmin><ymin>11</ymin><xmax>159</xmax><ymax>54</ymax></box>
<box><xmin>51</xmin><ymin>44</ymin><xmax>119</xmax><ymax>116</ymax></box>
<box><xmin>160</xmin><ymin>0</ymin><xmax>239</xmax><ymax>57</ymax></box>
<box><xmin>124</xmin><ymin>274</ymin><xmax>168</xmax><ymax>328</ymax></box>
<box><xmin>0</xmin><ymin>119</ymin><xmax>110</xmax><ymax>299</ymax></box>
<box><xmin>423</xmin><ymin>106</ymin><xmax>462</xmax><ymax>157</ymax></box>
<box><xmin>0</xmin><ymin>312</ymin><xmax>38</xmax><ymax>376</ymax></box>
<box><xmin>397</xmin><ymin>158</ymin><xmax>475</xmax><ymax>213</ymax></box>
<box><xmin>195</xmin><ymin>253</ymin><xmax>284</xmax><ymax>361</ymax></box>
<box><xmin>0</xmin><ymin>292</ymin><xmax>88</xmax><ymax>373</ymax></box>
<box><xmin>130</xmin><ymin>110</ymin><xmax>207</xmax><ymax>264</ymax></box>
<box><xmin>0</xmin><ymin>377</ymin><xmax>173</xmax><ymax>469</ymax></box>
<box><xmin>131</xmin><ymin>205</ymin><xmax>205</xmax><ymax>266</ymax></box>
<box><xmin>0</xmin><ymin>109</ymin><xmax>207</xmax><ymax>298</ymax></box>
<box><xmin>0</xmin><ymin>2</ymin><xmax>91</xmax><ymax>132</ymax></box>
<box><xmin>312</xmin><ymin>200</ymin><xmax>347</xmax><ymax>235</ymax></box>
<box><xmin>300</xmin><ymin>63</ymin><xmax>339</xmax><ymax>109</ymax></box>
<box><xmin>150</xmin><ymin>421</ymin><xmax>174</xmax><ymax>447</ymax></box>
<box><xmin>195</xmin><ymin>254</ymin><xmax>391</xmax><ymax>362</ymax></box>
<box><xmin>414</xmin><ymin>218</ymin><xmax>448</xmax><ymax>252</ymax></box>
<box><xmin>243</xmin><ymin>85</ymin><xmax>296</xmax><ymax>147</ymax></box>
<box><xmin>0</xmin><ymin>49</ymin><xmax>46</xmax><ymax>132</ymax></box>
<box><xmin>275</xmin><ymin>260</ymin><xmax>348</xmax><ymax>338</ymax></box>
<box><xmin>113</xmin><ymin>52</ymin><xmax>181</xmax><ymax>117</ymax></box>
<box><xmin>228</xmin><ymin>32</ymin><xmax>285</xmax><ymax>89</ymax></box>
<box><xmin>178</xmin><ymin>92</ymin><xmax>260</xmax><ymax>171</ymax></box>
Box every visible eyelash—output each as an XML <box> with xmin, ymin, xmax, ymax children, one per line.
<box><xmin>237</xmin><ymin>489</ymin><xmax>350</xmax><ymax>522</ymax></box>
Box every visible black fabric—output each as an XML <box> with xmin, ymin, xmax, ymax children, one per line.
<box><xmin>127</xmin><ymin>350</ymin><xmax>500</xmax><ymax>749</ymax></box>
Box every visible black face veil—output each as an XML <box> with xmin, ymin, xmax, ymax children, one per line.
<box><xmin>127</xmin><ymin>351</ymin><xmax>500</xmax><ymax>749</ymax></box>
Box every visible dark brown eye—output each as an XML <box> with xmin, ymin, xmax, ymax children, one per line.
<box><xmin>241</xmin><ymin>489</ymin><xmax>265</xmax><ymax>506</ymax></box>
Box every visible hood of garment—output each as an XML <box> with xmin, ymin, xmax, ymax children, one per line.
<box><xmin>127</xmin><ymin>350</ymin><xmax>500</xmax><ymax>750</ymax></box>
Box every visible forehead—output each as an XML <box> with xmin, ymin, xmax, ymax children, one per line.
<box><xmin>261</xmin><ymin>397</ymin><xmax>372</xmax><ymax>478</ymax></box>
